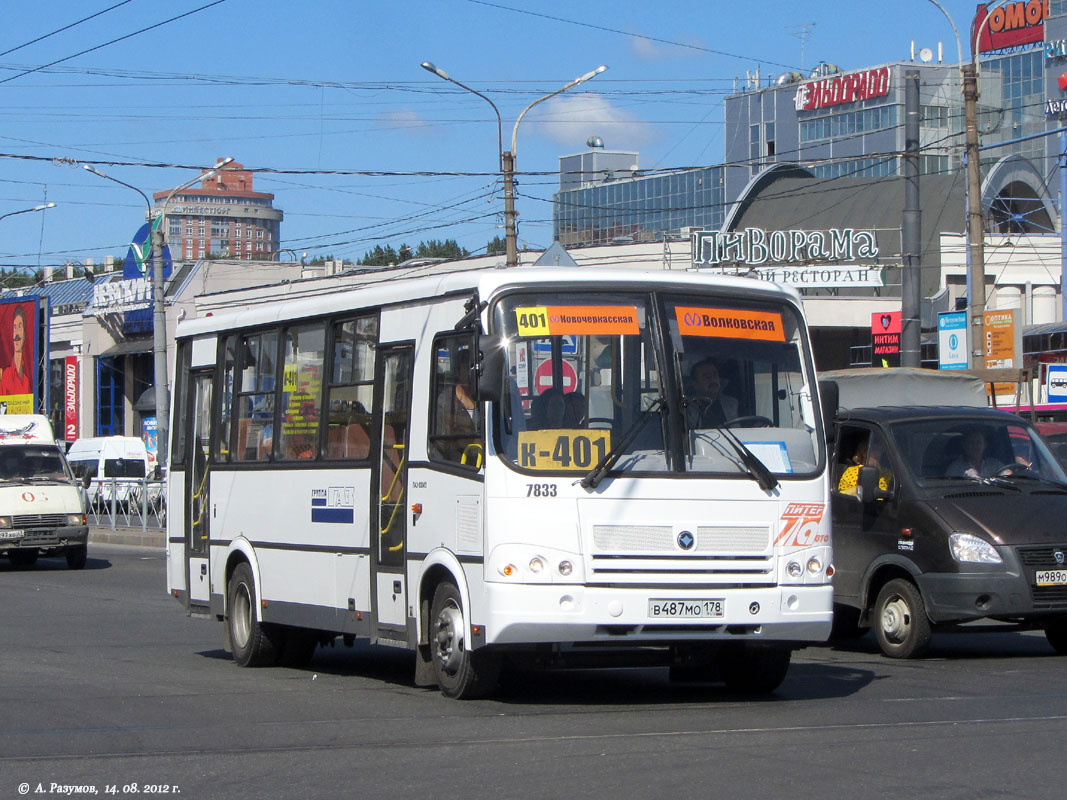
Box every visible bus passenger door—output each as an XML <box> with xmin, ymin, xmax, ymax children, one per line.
<box><xmin>372</xmin><ymin>345</ymin><xmax>413</xmax><ymax>638</ymax></box>
<box><xmin>185</xmin><ymin>370</ymin><xmax>214</xmax><ymax>607</ymax></box>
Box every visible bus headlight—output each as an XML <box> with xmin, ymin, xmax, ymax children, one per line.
<box><xmin>558</xmin><ymin>560</ymin><xmax>573</xmax><ymax>576</ymax></box>
<box><xmin>807</xmin><ymin>557</ymin><xmax>823</xmax><ymax>575</ymax></box>
<box><xmin>787</xmin><ymin>560</ymin><xmax>803</xmax><ymax>578</ymax></box>
<box><xmin>529</xmin><ymin>557</ymin><xmax>545</xmax><ymax>574</ymax></box>
<box><xmin>489</xmin><ymin>545</ymin><xmax>583</xmax><ymax>583</ymax></box>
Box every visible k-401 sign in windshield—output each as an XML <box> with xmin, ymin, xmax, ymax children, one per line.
<box><xmin>514</xmin><ymin>305</ymin><xmax>639</xmax><ymax>337</ymax></box>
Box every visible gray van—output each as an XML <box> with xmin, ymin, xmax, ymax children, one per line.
<box><xmin>822</xmin><ymin>369</ymin><xmax>1067</xmax><ymax>658</ymax></box>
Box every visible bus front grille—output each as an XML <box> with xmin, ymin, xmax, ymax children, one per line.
<box><xmin>592</xmin><ymin>524</ymin><xmax>770</xmax><ymax>553</ymax></box>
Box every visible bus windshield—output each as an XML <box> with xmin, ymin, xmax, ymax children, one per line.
<box><xmin>493</xmin><ymin>290</ymin><xmax>820</xmax><ymax>479</ymax></box>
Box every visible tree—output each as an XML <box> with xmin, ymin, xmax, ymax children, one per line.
<box><xmin>414</xmin><ymin>239</ymin><xmax>469</xmax><ymax>260</ymax></box>
<box><xmin>486</xmin><ymin>235</ymin><xmax>506</xmax><ymax>256</ymax></box>
<box><xmin>357</xmin><ymin>239</ymin><xmax>468</xmax><ymax>266</ymax></box>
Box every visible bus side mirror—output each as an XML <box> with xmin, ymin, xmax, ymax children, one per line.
<box><xmin>477</xmin><ymin>343</ymin><xmax>505</xmax><ymax>403</ymax></box>
<box><xmin>818</xmin><ymin>380</ymin><xmax>839</xmax><ymax>443</ymax></box>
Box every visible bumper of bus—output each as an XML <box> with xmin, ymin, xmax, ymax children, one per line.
<box><xmin>481</xmin><ymin>582</ymin><xmax>833</xmax><ymax>646</ymax></box>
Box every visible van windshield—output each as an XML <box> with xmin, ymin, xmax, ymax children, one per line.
<box><xmin>890</xmin><ymin>417</ymin><xmax>1067</xmax><ymax>486</ymax></box>
<box><xmin>0</xmin><ymin>445</ymin><xmax>74</xmax><ymax>483</ymax></box>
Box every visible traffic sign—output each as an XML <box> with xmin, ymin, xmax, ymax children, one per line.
<box><xmin>534</xmin><ymin>359</ymin><xmax>578</xmax><ymax>393</ymax></box>
<box><xmin>1047</xmin><ymin>364</ymin><xmax>1067</xmax><ymax>402</ymax></box>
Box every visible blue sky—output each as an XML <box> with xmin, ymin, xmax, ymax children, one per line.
<box><xmin>0</xmin><ymin>0</ymin><xmax>982</xmax><ymax>270</ymax></box>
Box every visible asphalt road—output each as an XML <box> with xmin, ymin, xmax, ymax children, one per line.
<box><xmin>2</xmin><ymin>544</ymin><xmax>1066</xmax><ymax>800</ymax></box>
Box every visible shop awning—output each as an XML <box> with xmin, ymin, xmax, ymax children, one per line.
<box><xmin>99</xmin><ymin>339</ymin><xmax>153</xmax><ymax>357</ymax></box>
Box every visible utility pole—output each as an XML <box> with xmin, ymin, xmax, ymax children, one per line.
<box><xmin>502</xmin><ymin>149</ymin><xmax>517</xmax><ymax>268</ymax></box>
<box><xmin>962</xmin><ymin>63</ymin><xmax>986</xmax><ymax>368</ymax></box>
<box><xmin>901</xmin><ymin>70</ymin><xmax>922</xmax><ymax>368</ymax></box>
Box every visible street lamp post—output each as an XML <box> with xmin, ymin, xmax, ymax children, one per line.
<box><xmin>0</xmin><ymin>202</ymin><xmax>55</xmax><ymax>225</ymax></box>
<box><xmin>421</xmin><ymin>62</ymin><xmax>607</xmax><ymax>266</ymax></box>
<box><xmin>84</xmin><ymin>158</ymin><xmax>232</xmax><ymax>469</ymax></box>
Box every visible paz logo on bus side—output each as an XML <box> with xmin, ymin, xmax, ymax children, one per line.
<box><xmin>311</xmin><ymin>486</ymin><xmax>355</xmax><ymax>524</ymax></box>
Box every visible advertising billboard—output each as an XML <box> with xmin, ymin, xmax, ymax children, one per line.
<box><xmin>0</xmin><ymin>297</ymin><xmax>40</xmax><ymax>415</ymax></box>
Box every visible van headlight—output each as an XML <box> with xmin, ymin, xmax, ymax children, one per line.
<box><xmin>66</xmin><ymin>513</ymin><xmax>86</xmax><ymax>526</ymax></box>
<box><xmin>950</xmin><ymin>532</ymin><xmax>1002</xmax><ymax>564</ymax></box>
<box><xmin>0</xmin><ymin>516</ymin><xmax>11</xmax><ymax>529</ymax></box>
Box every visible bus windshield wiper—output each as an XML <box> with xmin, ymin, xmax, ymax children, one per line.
<box><xmin>580</xmin><ymin>397</ymin><xmax>664</xmax><ymax>490</ymax></box>
<box><xmin>705</xmin><ymin>426</ymin><xmax>779</xmax><ymax>492</ymax></box>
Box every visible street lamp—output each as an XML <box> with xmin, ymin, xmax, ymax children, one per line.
<box><xmin>421</xmin><ymin>62</ymin><xmax>607</xmax><ymax>266</ymax></box>
<box><xmin>0</xmin><ymin>202</ymin><xmax>55</xmax><ymax>224</ymax></box>
<box><xmin>84</xmin><ymin>158</ymin><xmax>232</xmax><ymax>470</ymax></box>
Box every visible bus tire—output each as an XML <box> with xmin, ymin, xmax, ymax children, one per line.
<box><xmin>227</xmin><ymin>562</ymin><xmax>284</xmax><ymax>667</ymax></box>
<box><xmin>873</xmin><ymin>578</ymin><xmax>932</xmax><ymax>659</ymax></box>
<box><xmin>9</xmin><ymin>550</ymin><xmax>38</xmax><ymax>569</ymax></box>
<box><xmin>429</xmin><ymin>582</ymin><xmax>499</xmax><ymax>699</ymax></box>
<box><xmin>719</xmin><ymin>643</ymin><xmax>791</xmax><ymax>694</ymax></box>
<box><xmin>65</xmin><ymin>545</ymin><xmax>88</xmax><ymax>570</ymax></box>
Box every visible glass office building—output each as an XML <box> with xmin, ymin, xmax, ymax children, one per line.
<box><xmin>553</xmin><ymin>166</ymin><xmax>725</xmax><ymax>247</ymax></box>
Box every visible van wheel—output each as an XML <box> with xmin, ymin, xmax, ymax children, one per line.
<box><xmin>227</xmin><ymin>562</ymin><xmax>284</xmax><ymax>667</ymax></box>
<box><xmin>873</xmin><ymin>578</ymin><xmax>932</xmax><ymax>658</ymax></box>
<box><xmin>718</xmin><ymin>643</ymin><xmax>791</xmax><ymax>694</ymax></box>
<box><xmin>9</xmin><ymin>550</ymin><xmax>38</xmax><ymax>569</ymax></box>
<box><xmin>1044</xmin><ymin>620</ymin><xmax>1067</xmax><ymax>654</ymax></box>
<box><xmin>66</xmin><ymin>545</ymin><xmax>88</xmax><ymax>570</ymax></box>
<box><xmin>429</xmin><ymin>582</ymin><xmax>500</xmax><ymax>699</ymax></box>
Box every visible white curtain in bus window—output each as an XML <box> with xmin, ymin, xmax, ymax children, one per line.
<box><xmin>234</xmin><ymin>332</ymin><xmax>277</xmax><ymax>462</ymax></box>
<box><xmin>279</xmin><ymin>323</ymin><xmax>326</xmax><ymax>460</ymax></box>
<box><xmin>325</xmin><ymin>316</ymin><xmax>377</xmax><ymax>460</ymax></box>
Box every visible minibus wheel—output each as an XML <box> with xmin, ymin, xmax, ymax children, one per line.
<box><xmin>8</xmin><ymin>550</ymin><xmax>38</xmax><ymax>569</ymax></box>
<box><xmin>1044</xmin><ymin>620</ymin><xmax>1067</xmax><ymax>654</ymax></box>
<box><xmin>429</xmin><ymin>582</ymin><xmax>500</xmax><ymax>699</ymax></box>
<box><xmin>227</xmin><ymin>562</ymin><xmax>284</xmax><ymax>667</ymax></box>
<box><xmin>66</xmin><ymin>545</ymin><xmax>87</xmax><ymax>570</ymax></box>
<box><xmin>873</xmin><ymin>578</ymin><xmax>932</xmax><ymax>658</ymax></box>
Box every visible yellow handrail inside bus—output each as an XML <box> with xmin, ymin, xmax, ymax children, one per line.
<box><xmin>381</xmin><ymin>442</ymin><xmax>406</xmax><ymax>547</ymax></box>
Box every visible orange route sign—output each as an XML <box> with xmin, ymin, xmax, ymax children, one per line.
<box><xmin>675</xmin><ymin>307</ymin><xmax>786</xmax><ymax>342</ymax></box>
<box><xmin>514</xmin><ymin>305</ymin><xmax>640</xmax><ymax>337</ymax></box>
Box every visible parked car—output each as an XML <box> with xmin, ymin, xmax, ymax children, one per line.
<box><xmin>67</xmin><ymin>436</ymin><xmax>151</xmax><ymax>509</ymax></box>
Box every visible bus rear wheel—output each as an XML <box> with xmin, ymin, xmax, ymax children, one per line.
<box><xmin>429</xmin><ymin>582</ymin><xmax>499</xmax><ymax>699</ymax></box>
<box><xmin>227</xmin><ymin>562</ymin><xmax>284</xmax><ymax>667</ymax></box>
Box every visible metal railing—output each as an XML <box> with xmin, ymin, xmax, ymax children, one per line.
<box><xmin>86</xmin><ymin>477</ymin><xmax>167</xmax><ymax>531</ymax></box>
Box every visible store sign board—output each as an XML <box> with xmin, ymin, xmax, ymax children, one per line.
<box><xmin>738</xmin><ymin>265</ymin><xmax>884</xmax><ymax>288</ymax></box>
<box><xmin>64</xmin><ymin>356</ymin><xmax>78</xmax><ymax>441</ymax></box>
<box><xmin>692</xmin><ymin>228</ymin><xmax>879</xmax><ymax>268</ymax></box>
<box><xmin>89</xmin><ymin>278</ymin><xmax>152</xmax><ymax>316</ymax></box>
<box><xmin>983</xmin><ymin>308</ymin><xmax>1021</xmax><ymax>368</ymax></box>
<box><xmin>937</xmin><ymin>311</ymin><xmax>968</xmax><ymax>371</ymax></box>
<box><xmin>972</xmin><ymin>0</ymin><xmax>1048</xmax><ymax>55</ymax></box>
<box><xmin>792</xmin><ymin>67</ymin><xmax>891</xmax><ymax>112</ymax></box>
<box><xmin>872</xmin><ymin>312</ymin><xmax>902</xmax><ymax>366</ymax></box>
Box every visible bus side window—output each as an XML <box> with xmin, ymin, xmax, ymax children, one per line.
<box><xmin>428</xmin><ymin>333</ymin><xmax>483</xmax><ymax>468</ymax></box>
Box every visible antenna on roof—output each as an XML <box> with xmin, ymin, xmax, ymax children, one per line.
<box><xmin>787</xmin><ymin>22</ymin><xmax>816</xmax><ymax>71</ymax></box>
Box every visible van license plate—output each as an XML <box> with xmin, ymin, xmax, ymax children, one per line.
<box><xmin>0</xmin><ymin>530</ymin><xmax>24</xmax><ymax>540</ymax></box>
<box><xmin>1035</xmin><ymin>569</ymin><xmax>1067</xmax><ymax>586</ymax></box>
<box><xmin>648</xmin><ymin>599</ymin><xmax>724</xmax><ymax>618</ymax></box>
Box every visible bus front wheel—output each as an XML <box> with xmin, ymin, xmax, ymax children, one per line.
<box><xmin>429</xmin><ymin>582</ymin><xmax>500</xmax><ymax>699</ymax></box>
<box><xmin>227</xmin><ymin>562</ymin><xmax>284</xmax><ymax>667</ymax></box>
<box><xmin>718</xmin><ymin>643</ymin><xmax>791</xmax><ymax>694</ymax></box>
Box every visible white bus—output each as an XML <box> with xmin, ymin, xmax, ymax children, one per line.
<box><xmin>166</xmin><ymin>266</ymin><xmax>833</xmax><ymax>698</ymax></box>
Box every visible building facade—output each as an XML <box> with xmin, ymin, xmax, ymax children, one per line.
<box><xmin>154</xmin><ymin>160</ymin><xmax>283</xmax><ymax>261</ymax></box>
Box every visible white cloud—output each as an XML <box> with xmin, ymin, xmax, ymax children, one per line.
<box><xmin>527</xmin><ymin>93</ymin><xmax>659</xmax><ymax>151</ymax></box>
<box><xmin>381</xmin><ymin>108</ymin><xmax>436</xmax><ymax>136</ymax></box>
